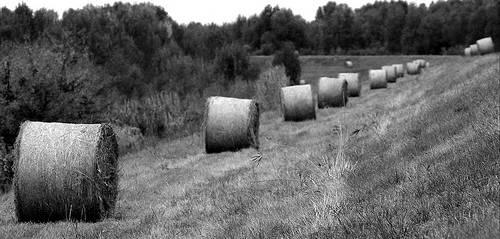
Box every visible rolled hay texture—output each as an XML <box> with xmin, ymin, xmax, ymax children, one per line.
<box><xmin>382</xmin><ymin>65</ymin><xmax>397</xmax><ymax>83</ymax></box>
<box><xmin>14</xmin><ymin>121</ymin><xmax>118</xmax><ymax>222</ymax></box>
<box><xmin>415</xmin><ymin>59</ymin><xmax>426</xmax><ymax>68</ymax></box>
<box><xmin>476</xmin><ymin>37</ymin><xmax>495</xmax><ymax>55</ymax></box>
<box><xmin>204</xmin><ymin>97</ymin><xmax>259</xmax><ymax>153</ymax></box>
<box><xmin>392</xmin><ymin>64</ymin><xmax>405</xmax><ymax>77</ymax></box>
<box><xmin>469</xmin><ymin>44</ymin><xmax>479</xmax><ymax>56</ymax></box>
<box><xmin>406</xmin><ymin>62</ymin><xmax>420</xmax><ymax>75</ymax></box>
<box><xmin>464</xmin><ymin>47</ymin><xmax>471</xmax><ymax>56</ymax></box>
<box><xmin>281</xmin><ymin>84</ymin><xmax>316</xmax><ymax>121</ymax></box>
<box><xmin>338</xmin><ymin>73</ymin><xmax>361</xmax><ymax>97</ymax></box>
<box><xmin>369</xmin><ymin>69</ymin><xmax>387</xmax><ymax>89</ymax></box>
<box><xmin>317</xmin><ymin>77</ymin><xmax>348</xmax><ymax>108</ymax></box>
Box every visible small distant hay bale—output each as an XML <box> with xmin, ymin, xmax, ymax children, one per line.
<box><xmin>469</xmin><ymin>44</ymin><xmax>479</xmax><ymax>56</ymax></box>
<box><xmin>317</xmin><ymin>77</ymin><xmax>348</xmax><ymax>108</ymax></box>
<box><xmin>414</xmin><ymin>59</ymin><xmax>426</xmax><ymax>68</ymax></box>
<box><xmin>476</xmin><ymin>37</ymin><xmax>495</xmax><ymax>55</ymax></box>
<box><xmin>345</xmin><ymin>61</ymin><xmax>353</xmax><ymax>68</ymax></box>
<box><xmin>406</xmin><ymin>62</ymin><xmax>420</xmax><ymax>75</ymax></box>
<box><xmin>204</xmin><ymin>97</ymin><xmax>259</xmax><ymax>153</ymax></box>
<box><xmin>338</xmin><ymin>73</ymin><xmax>361</xmax><ymax>97</ymax></box>
<box><xmin>392</xmin><ymin>64</ymin><xmax>404</xmax><ymax>77</ymax></box>
<box><xmin>281</xmin><ymin>84</ymin><xmax>316</xmax><ymax>121</ymax></box>
<box><xmin>14</xmin><ymin>121</ymin><xmax>118</xmax><ymax>222</ymax></box>
<box><xmin>425</xmin><ymin>62</ymin><xmax>430</xmax><ymax>68</ymax></box>
<box><xmin>369</xmin><ymin>69</ymin><xmax>387</xmax><ymax>89</ymax></box>
<box><xmin>382</xmin><ymin>65</ymin><xmax>397</xmax><ymax>83</ymax></box>
<box><xmin>464</xmin><ymin>47</ymin><xmax>471</xmax><ymax>56</ymax></box>
<box><xmin>299</xmin><ymin>79</ymin><xmax>306</xmax><ymax>85</ymax></box>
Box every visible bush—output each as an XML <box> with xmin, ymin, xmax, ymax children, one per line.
<box><xmin>272</xmin><ymin>42</ymin><xmax>301</xmax><ymax>85</ymax></box>
<box><xmin>0</xmin><ymin>138</ymin><xmax>13</xmax><ymax>193</ymax></box>
<box><xmin>215</xmin><ymin>43</ymin><xmax>250</xmax><ymax>82</ymax></box>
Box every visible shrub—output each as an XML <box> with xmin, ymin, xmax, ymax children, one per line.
<box><xmin>272</xmin><ymin>42</ymin><xmax>301</xmax><ymax>85</ymax></box>
<box><xmin>215</xmin><ymin>43</ymin><xmax>250</xmax><ymax>82</ymax></box>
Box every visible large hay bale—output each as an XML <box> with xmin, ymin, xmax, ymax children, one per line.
<box><xmin>382</xmin><ymin>65</ymin><xmax>397</xmax><ymax>83</ymax></box>
<box><xmin>204</xmin><ymin>97</ymin><xmax>259</xmax><ymax>153</ymax></box>
<box><xmin>369</xmin><ymin>69</ymin><xmax>387</xmax><ymax>89</ymax></box>
<box><xmin>338</xmin><ymin>73</ymin><xmax>361</xmax><ymax>97</ymax></box>
<box><xmin>14</xmin><ymin>121</ymin><xmax>118</xmax><ymax>222</ymax></box>
<box><xmin>392</xmin><ymin>64</ymin><xmax>404</xmax><ymax>77</ymax></box>
<box><xmin>406</xmin><ymin>62</ymin><xmax>420</xmax><ymax>75</ymax></box>
<box><xmin>469</xmin><ymin>44</ymin><xmax>479</xmax><ymax>55</ymax></box>
<box><xmin>317</xmin><ymin>77</ymin><xmax>348</xmax><ymax>108</ymax></box>
<box><xmin>281</xmin><ymin>84</ymin><xmax>316</xmax><ymax>121</ymax></box>
<box><xmin>476</xmin><ymin>37</ymin><xmax>495</xmax><ymax>55</ymax></box>
<box><xmin>464</xmin><ymin>47</ymin><xmax>471</xmax><ymax>56</ymax></box>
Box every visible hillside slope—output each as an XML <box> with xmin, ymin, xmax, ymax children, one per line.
<box><xmin>0</xmin><ymin>54</ymin><xmax>498</xmax><ymax>238</ymax></box>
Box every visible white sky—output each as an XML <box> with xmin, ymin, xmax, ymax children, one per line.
<box><xmin>2</xmin><ymin>0</ymin><xmax>434</xmax><ymax>24</ymax></box>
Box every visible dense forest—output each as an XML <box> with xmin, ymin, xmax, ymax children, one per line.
<box><xmin>0</xmin><ymin>0</ymin><xmax>499</xmax><ymax>156</ymax></box>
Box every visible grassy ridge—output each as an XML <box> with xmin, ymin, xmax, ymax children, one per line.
<box><xmin>0</xmin><ymin>54</ymin><xmax>498</xmax><ymax>238</ymax></box>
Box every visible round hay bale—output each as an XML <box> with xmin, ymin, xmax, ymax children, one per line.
<box><xmin>345</xmin><ymin>61</ymin><xmax>353</xmax><ymax>68</ymax></box>
<box><xmin>415</xmin><ymin>59</ymin><xmax>426</xmax><ymax>68</ymax></box>
<box><xmin>281</xmin><ymin>84</ymin><xmax>316</xmax><ymax>121</ymax></box>
<box><xmin>369</xmin><ymin>69</ymin><xmax>387</xmax><ymax>89</ymax></box>
<box><xmin>204</xmin><ymin>97</ymin><xmax>259</xmax><ymax>153</ymax></box>
<box><xmin>476</xmin><ymin>37</ymin><xmax>495</xmax><ymax>55</ymax></box>
<box><xmin>425</xmin><ymin>62</ymin><xmax>430</xmax><ymax>68</ymax></box>
<box><xmin>338</xmin><ymin>73</ymin><xmax>361</xmax><ymax>97</ymax></box>
<box><xmin>382</xmin><ymin>65</ymin><xmax>397</xmax><ymax>83</ymax></box>
<box><xmin>392</xmin><ymin>64</ymin><xmax>404</xmax><ymax>77</ymax></box>
<box><xmin>469</xmin><ymin>44</ymin><xmax>479</xmax><ymax>56</ymax></box>
<box><xmin>14</xmin><ymin>121</ymin><xmax>118</xmax><ymax>222</ymax></box>
<box><xmin>299</xmin><ymin>79</ymin><xmax>306</xmax><ymax>85</ymax></box>
<box><xmin>464</xmin><ymin>47</ymin><xmax>471</xmax><ymax>56</ymax></box>
<box><xmin>406</xmin><ymin>62</ymin><xmax>420</xmax><ymax>75</ymax></box>
<box><xmin>317</xmin><ymin>77</ymin><xmax>348</xmax><ymax>108</ymax></box>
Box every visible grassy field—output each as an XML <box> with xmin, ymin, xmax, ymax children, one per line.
<box><xmin>0</xmin><ymin>54</ymin><xmax>498</xmax><ymax>238</ymax></box>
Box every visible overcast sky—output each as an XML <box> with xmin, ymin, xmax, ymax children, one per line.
<box><xmin>2</xmin><ymin>0</ymin><xmax>434</xmax><ymax>24</ymax></box>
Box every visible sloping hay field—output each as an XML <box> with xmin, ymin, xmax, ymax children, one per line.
<box><xmin>0</xmin><ymin>54</ymin><xmax>498</xmax><ymax>238</ymax></box>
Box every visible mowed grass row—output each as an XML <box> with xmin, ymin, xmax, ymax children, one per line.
<box><xmin>0</xmin><ymin>54</ymin><xmax>498</xmax><ymax>238</ymax></box>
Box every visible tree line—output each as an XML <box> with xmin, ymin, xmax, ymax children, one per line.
<box><xmin>0</xmin><ymin>0</ymin><xmax>499</xmax><ymax>150</ymax></box>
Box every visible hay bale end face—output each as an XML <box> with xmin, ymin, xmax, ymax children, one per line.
<box><xmin>415</xmin><ymin>59</ymin><xmax>426</xmax><ymax>68</ymax></box>
<box><xmin>369</xmin><ymin>69</ymin><xmax>387</xmax><ymax>89</ymax></box>
<box><xmin>14</xmin><ymin>121</ymin><xmax>118</xmax><ymax>222</ymax></box>
<box><xmin>382</xmin><ymin>65</ymin><xmax>397</xmax><ymax>83</ymax></box>
<box><xmin>317</xmin><ymin>77</ymin><xmax>348</xmax><ymax>108</ymax></box>
<box><xmin>281</xmin><ymin>84</ymin><xmax>316</xmax><ymax>121</ymax></box>
<box><xmin>464</xmin><ymin>47</ymin><xmax>471</xmax><ymax>56</ymax></box>
<box><xmin>476</xmin><ymin>37</ymin><xmax>495</xmax><ymax>55</ymax></box>
<box><xmin>469</xmin><ymin>44</ymin><xmax>479</xmax><ymax>55</ymax></box>
<box><xmin>338</xmin><ymin>73</ymin><xmax>361</xmax><ymax>97</ymax></box>
<box><xmin>204</xmin><ymin>97</ymin><xmax>259</xmax><ymax>153</ymax></box>
<box><xmin>406</xmin><ymin>62</ymin><xmax>420</xmax><ymax>75</ymax></box>
<box><xmin>392</xmin><ymin>64</ymin><xmax>404</xmax><ymax>77</ymax></box>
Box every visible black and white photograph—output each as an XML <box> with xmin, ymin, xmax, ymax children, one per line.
<box><xmin>0</xmin><ymin>0</ymin><xmax>498</xmax><ymax>238</ymax></box>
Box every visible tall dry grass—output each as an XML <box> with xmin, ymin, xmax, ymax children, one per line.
<box><xmin>255</xmin><ymin>66</ymin><xmax>289</xmax><ymax>111</ymax></box>
<box><xmin>108</xmin><ymin>66</ymin><xmax>288</xmax><ymax>140</ymax></box>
